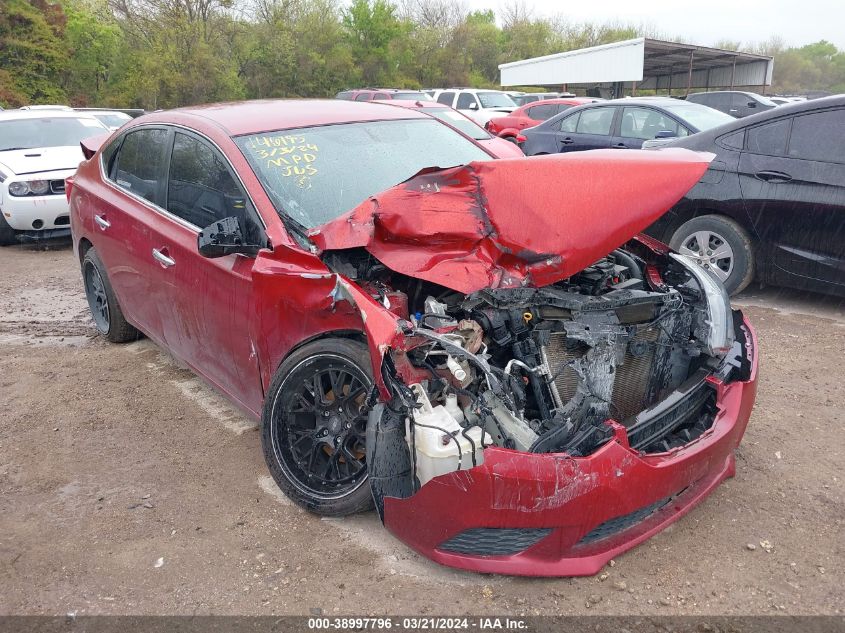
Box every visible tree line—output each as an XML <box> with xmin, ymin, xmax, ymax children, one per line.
<box><xmin>1</xmin><ymin>0</ymin><xmax>844</xmax><ymax>110</ymax></box>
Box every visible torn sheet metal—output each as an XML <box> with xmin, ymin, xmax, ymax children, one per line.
<box><xmin>308</xmin><ymin>149</ymin><xmax>713</xmax><ymax>294</ymax></box>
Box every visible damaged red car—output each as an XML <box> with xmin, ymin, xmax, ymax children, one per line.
<box><xmin>69</xmin><ymin>100</ymin><xmax>758</xmax><ymax>577</ymax></box>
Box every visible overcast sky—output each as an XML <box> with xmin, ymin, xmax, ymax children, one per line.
<box><xmin>467</xmin><ymin>0</ymin><xmax>844</xmax><ymax>50</ymax></box>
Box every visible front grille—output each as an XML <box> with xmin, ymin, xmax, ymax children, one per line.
<box><xmin>438</xmin><ymin>527</ymin><xmax>553</xmax><ymax>556</ymax></box>
<box><xmin>54</xmin><ymin>215</ymin><xmax>70</xmax><ymax>226</ymax></box>
<box><xmin>627</xmin><ymin>380</ymin><xmax>716</xmax><ymax>452</ymax></box>
<box><xmin>577</xmin><ymin>495</ymin><xmax>674</xmax><ymax>545</ymax></box>
<box><xmin>49</xmin><ymin>179</ymin><xmax>65</xmax><ymax>194</ymax></box>
<box><xmin>544</xmin><ymin>328</ymin><xmax>660</xmax><ymax>420</ymax></box>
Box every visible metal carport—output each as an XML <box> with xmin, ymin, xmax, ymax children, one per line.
<box><xmin>499</xmin><ymin>38</ymin><xmax>774</xmax><ymax>98</ymax></box>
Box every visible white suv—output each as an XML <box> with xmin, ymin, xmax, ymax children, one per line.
<box><xmin>0</xmin><ymin>110</ymin><xmax>109</xmax><ymax>245</ymax></box>
<box><xmin>432</xmin><ymin>89</ymin><xmax>517</xmax><ymax>126</ymax></box>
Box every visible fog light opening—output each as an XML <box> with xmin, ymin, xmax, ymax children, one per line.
<box><xmin>31</xmin><ymin>219</ymin><xmax>44</xmax><ymax>229</ymax></box>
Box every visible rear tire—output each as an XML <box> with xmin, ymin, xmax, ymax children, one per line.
<box><xmin>82</xmin><ymin>248</ymin><xmax>141</xmax><ymax>343</ymax></box>
<box><xmin>261</xmin><ymin>339</ymin><xmax>375</xmax><ymax>517</ymax></box>
<box><xmin>0</xmin><ymin>213</ymin><xmax>17</xmax><ymax>246</ymax></box>
<box><xmin>669</xmin><ymin>214</ymin><xmax>755</xmax><ymax>295</ymax></box>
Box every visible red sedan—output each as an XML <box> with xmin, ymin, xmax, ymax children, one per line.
<box><xmin>487</xmin><ymin>97</ymin><xmax>600</xmax><ymax>142</ymax></box>
<box><xmin>69</xmin><ymin>99</ymin><xmax>757</xmax><ymax>576</ymax></box>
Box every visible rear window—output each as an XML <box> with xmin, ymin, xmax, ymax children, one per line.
<box><xmin>526</xmin><ymin>104</ymin><xmax>558</xmax><ymax>120</ymax></box>
<box><xmin>661</xmin><ymin>102</ymin><xmax>734</xmax><ymax>132</ymax></box>
<box><xmin>0</xmin><ymin>116</ymin><xmax>107</xmax><ymax>151</ymax></box>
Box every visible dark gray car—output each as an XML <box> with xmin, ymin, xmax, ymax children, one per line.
<box><xmin>686</xmin><ymin>91</ymin><xmax>778</xmax><ymax>118</ymax></box>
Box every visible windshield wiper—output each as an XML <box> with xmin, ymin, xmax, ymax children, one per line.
<box><xmin>0</xmin><ymin>147</ymin><xmax>34</xmax><ymax>152</ymax></box>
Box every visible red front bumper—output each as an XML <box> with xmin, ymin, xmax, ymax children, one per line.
<box><xmin>382</xmin><ymin>318</ymin><xmax>758</xmax><ymax>577</ymax></box>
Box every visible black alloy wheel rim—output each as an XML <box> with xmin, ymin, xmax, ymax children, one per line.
<box><xmin>84</xmin><ymin>262</ymin><xmax>110</xmax><ymax>333</ymax></box>
<box><xmin>271</xmin><ymin>355</ymin><xmax>371</xmax><ymax>498</ymax></box>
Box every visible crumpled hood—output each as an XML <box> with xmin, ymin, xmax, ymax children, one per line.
<box><xmin>308</xmin><ymin>149</ymin><xmax>713</xmax><ymax>294</ymax></box>
<box><xmin>0</xmin><ymin>146</ymin><xmax>84</xmax><ymax>176</ymax></box>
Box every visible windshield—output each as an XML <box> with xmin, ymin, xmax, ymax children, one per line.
<box><xmin>751</xmin><ymin>93</ymin><xmax>778</xmax><ymax>107</ymax></box>
<box><xmin>236</xmin><ymin>118</ymin><xmax>490</xmax><ymax>229</ymax></box>
<box><xmin>425</xmin><ymin>108</ymin><xmax>490</xmax><ymax>140</ymax></box>
<box><xmin>0</xmin><ymin>116</ymin><xmax>108</xmax><ymax>151</ymax></box>
<box><xmin>93</xmin><ymin>112</ymin><xmax>132</xmax><ymax>128</ymax></box>
<box><xmin>478</xmin><ymin>92</ymin><xmax>516</xmax><ymax>109</ymax></box>
<box><xmin>662</xmin><ymin>103</ymin><xmax>735</xmax><ymax>132</ymax></box>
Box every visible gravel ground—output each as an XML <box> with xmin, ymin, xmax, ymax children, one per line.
<box><xmin>0</xmin><ymin>242</ymin><xmax>842</xmax><ymax>616</ymax></box>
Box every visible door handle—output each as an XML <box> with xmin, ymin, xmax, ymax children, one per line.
<box><xmin>755</xmin><ymin>170</ymin><xmax>793</xmax><ymax>183</ymax></box>
<box><xmin>560</xmin><ymin>137</ymin><xmax>574</xmax><ymax>145</ymax></box>
<box><xmin>152</xmin><ymin>248</ymin><xmax>176</xmax><ymax>268</ymax></box>
<box><xmin>613</xmin><ymin>143</ymin><xmax>627</xmax><ymax>148</ymax></box>
<box><xmin>94</xmin><ymin>214</ymin><xmax>110</xmax><ymax>230</ymax></box>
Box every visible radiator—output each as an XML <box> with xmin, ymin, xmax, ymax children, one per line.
<box><xmin>543</xmin><ymin>328</ymin><xmax>661</xmax><ymax>422</ymax></box>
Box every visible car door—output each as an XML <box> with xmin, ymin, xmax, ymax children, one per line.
<box><xmin>152</xmin><ymin>129</ymin><xmax>268</xmax><ymax>413</ymax></box>
<box><xmin>92</xmin><ymin>127</ymin><xmax>173</xmax><ymax>341</ymax></box>
<box><xmin>738</xmin><ymin>108</ymin><xmax>845</xmax><ymax>291</ymax></box>
<box><xmin>557</xmin><ymin>106</ymin><xmax>617</xmax><ymax>152</ymax></box>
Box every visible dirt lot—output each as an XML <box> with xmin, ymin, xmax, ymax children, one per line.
<box><xmin>0</xmin><ymin>242</ymin><xmax>842</xmax><ymax>616</ymax></box>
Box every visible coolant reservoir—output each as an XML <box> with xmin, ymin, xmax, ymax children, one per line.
<box><xmin>407</xmin><ymin>384</ymin><xmax>487</xmax><ymax>487</ymax></box>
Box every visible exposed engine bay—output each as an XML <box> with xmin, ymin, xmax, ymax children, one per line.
<box><xmin>325</xmin><ymin>237</ymin><xmax>745</xmax><ymax>501</ymax></box>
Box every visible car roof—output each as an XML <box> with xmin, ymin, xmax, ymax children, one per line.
<box><xmin>0</xmin><ymin>109</ymin><xmax>102</xmax><ymax>122</ymax></box>
<box><xmin>137</xmin><ymin>99</ymin><xmax>430</xmax><ymax>136</ymax></box>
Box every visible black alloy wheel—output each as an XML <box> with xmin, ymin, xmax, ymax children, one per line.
<box><xmin>262</xmin><ymin>339</ymin><xmax>375</xmax><ymax>516</ymax></box>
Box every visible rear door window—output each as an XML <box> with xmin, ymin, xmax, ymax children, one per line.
<box><xmin>558</xmin><ymin>112</ymin><xmax>579</xmax><ymax>133</ymax></box>
<box><xmin>113</xmin><ymin>128</ymin><xmax>171</xmax><ymax>206</ymax></box>
<box><xmin>787</xmin><ymin>109</ymin><xmax>845</xmax><ymax>163</ymax></box>
<box><xmin>436</xmin><ymin>91</ymin><xmax>455</xmax><ymax>106</ymax></box>
<box><xmin>745</xmin><ymin>118</ymin><xmax>791</xmax><ymax>156</ymax></box>
<box><xmin>576</xmin><ymin>108</ymin><xmax>615</xmax><ymax>135</ymax></box>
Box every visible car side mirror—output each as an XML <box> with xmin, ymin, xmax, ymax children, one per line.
<box><xmin>654</xmin><ymin>130</ymin><xmax>678</xmax><ymax>139</ymax></box>
<box><xmin>198</xmin><ymin>217</ymin><xmax>260</xmax><ymax>258</ymax></box>
<box><xmin>468</xmin><ymin>102</ymin><xmax>478</xmax><ymax>110</ymax></box>
<box><xmin>747</xmin><ymin>101</ymin><xmax>757</xmax><ymax>108</ymax></box>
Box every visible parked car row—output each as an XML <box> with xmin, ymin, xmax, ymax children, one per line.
<box><xmin>5</xmin><ymin>91</ymin><xmax>844</xmax><ymax>301</ymax></box>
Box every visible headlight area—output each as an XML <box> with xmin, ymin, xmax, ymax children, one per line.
<box><xmin>8</xmin><ymin>179</ymin><xmax>54</xmax><ymax>197</ymax></box>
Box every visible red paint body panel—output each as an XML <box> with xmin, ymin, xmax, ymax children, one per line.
<box><xmin>310</xmin><ymin>150</ymin><xmax>713</xmax><ymax>294</ymax></box>
<box><xmin>383</xmin><ymin>319</ymin><xmax>758</xmax><ymax>577</ymax></box>
<box><xmin>487</xmin><ymin>98</ymin><xmax>597</xmax><ymax>139</ymax></box>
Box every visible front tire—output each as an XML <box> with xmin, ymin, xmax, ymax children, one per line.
<box><xmin>82</xmin><ymin>248</ymin><xmax>140</xmax><ymax>343</ymax></box>
<box><xmin>0</xmin><ymin>213</ymin><xmax>17</xmax><ymax>246</ymax></box>
<box><xmin>261</xmin><ymin>339</ymin><xmax>375</xmax><ymax>516</ymax></box>
<box><xmin>669</xmin><ymin>214</ymin><xmax>755</xmax><ymax>295</ymax></box>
